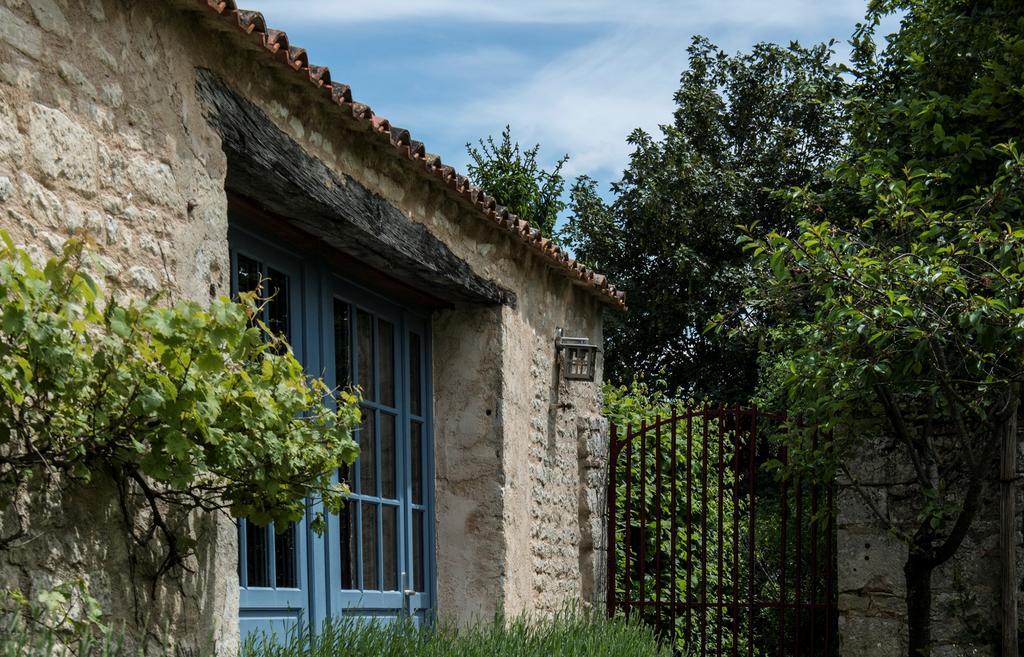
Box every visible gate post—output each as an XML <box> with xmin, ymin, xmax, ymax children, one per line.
<box><xmin>606</xmin><ymin>423</ymin><xmax>618</xmax><ymax>617</ymax></box>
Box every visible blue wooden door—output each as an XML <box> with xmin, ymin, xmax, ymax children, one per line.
<box><xmin>230</xmin><ymin>234</ymin><xmax>312</xmax><ymax>639</ymax></box>
<box><xmin>230</xmin><ymin>224</ymin><xmax>435</xmax><ymax>640</ymax></box>
<box><xmin>323</xmin><ymin>276</ymin><xmax>435</xmax><ymax>624</ymax></box>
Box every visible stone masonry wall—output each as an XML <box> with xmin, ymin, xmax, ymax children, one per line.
<box><xmin>0</xmin><ymin>0</ymin><xmax>237</xmax><ymax>654</ymax></box>
<box><xmin>0</xmin><ymin>0</ymin><xmax>610</xmax><ymax>650</ymax></box>
<box><xmin>838</xmin><ymin>435</ymin><xmax>1024</xmax><ymax>657</ymax></box>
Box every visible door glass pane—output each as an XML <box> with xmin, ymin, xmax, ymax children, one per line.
<box><xmin>237</xmin><ymin>254</ymin><xmax>261</xmax><ymax>295</ymax></box>
<box><xmin>413</xmin><ymin>510</ymin><xmax>425</xmax><ymax>593</ymax></box>
<box><xmin>334</xmin><ymin>300</ymin><xmax>351</xmax><ymax>388</ymax></box>
<box><xmin>246</xmin><ymin>522</ymin><xmax>269</xmax><ymax>588</ymax></box>
<box><xmin>335</xmin><ymin>302</ymin><xmax>353</xmax><ymax>485</ymax></box>
<box><xmin>379</xmin><ymin>320</ymin><xmax>395</xmax><ymax>407</ymax></box>
<box><xmin>339</xmin><ymin>501</ymin><xmax>357</xmax><ymax>590</ymax></box>
<box><xmin>411</xmin><ymin>421</ymin><xmax>423</xmax><ymax>505</ymax></box>
<box><xmin>381</xmin><ymin>413</ymin><xmax>396</xmax><ymax>499</ymax></box>
<box><xmin>357</xmin><ymin>309</ymin><xmax>374</xmax><ymax>401</ymax></box>
<box><xmin>275</xmin><ymin>522</ymin><xmax>297</xmax><ymax>588</ymax></box>
<box><xmin>359</xmin><ymin>409</ymin><xmax>376</xmax><ymax>496</ymax></box>
<box><xmin>265</xmin><ymin>267</ymin><xmax>290</xmax><ymax>341</ymax></box>
<box><xmin>361</xmin><ymin>503</ymin><xmax>379</xmax><ymax>590</ymax></box>
<box><xmin>382</xmin><ymin>505</ymin><xmax>398</xmax><ymax>591</ymax></box>
<box><xmin>409</xmin><ymin>333</ymin><xmax>422</xmax><ymax>416</ymax></box>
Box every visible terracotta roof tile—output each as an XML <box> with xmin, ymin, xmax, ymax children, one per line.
<box><xmin>194</xmin><ymin>0</ymin><xmax>625</xmax><ymax>309</ymax></box>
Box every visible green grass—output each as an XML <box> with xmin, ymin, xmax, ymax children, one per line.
<box><xmin>242</xmin><ymin>608</ymin><xmax>670</xmax><ymax>657</ymax></box>
<box><xmin>1</xmin><ymin>606</ymin><xmax>668</xmax><ymax>657</ymax></box>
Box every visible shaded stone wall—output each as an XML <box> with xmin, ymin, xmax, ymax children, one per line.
<box><xmin>838</xmin><ymin>435</ymin><xmax>1024</xmax><ymax>657</ymax></box>
<box><xmin>0</xmin><ymin>0</ymin><xmax>236</xmax><ymax>654</ymax></box>
<box><xmin>0</xmin><ymin>0</ymin><xmax>610</xmax><ymax>650</ymax></box>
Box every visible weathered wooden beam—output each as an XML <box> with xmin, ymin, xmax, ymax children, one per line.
<box><xmin>194</xmin><ymin>67</ymin><xmax>513</xmax><ymax>307</ymax></box>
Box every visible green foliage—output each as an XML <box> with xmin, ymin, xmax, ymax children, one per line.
<box><xmin>466</xmin><ymin>125</ymin><xmax>569</xmax><ymax>239</ymax></box>
<box><xmin>741</xmin><ymin>1</ymin><xmax>1024</xmax><ymax>653</ymax></box>
<box><xmin>0</xmin><ymin>233</ymin><xmax>360</xmax><ymax>568</ymax></box>
<box><xmin>0</xmin><ymin>615</ymin><xmax>131</xmax><ymax>657</ymax></box>
<box><xmin>562</xmin><ymin>37</ymin><xmax>849</xmax><ymax>399</ymax></box>
<box><xmin>0</xmin><ymin>581</ymin><xmax>138</xmax><ymax>657</ymax></box>
<box><xmin>241</xmin><ymin>607</ymin><xmax>669</xmax><ymax>657</ymax></box>
<box><xmin>603</xmin><ymin>378</ymin><xmax>677</xmax><ymax>427</ymax></box>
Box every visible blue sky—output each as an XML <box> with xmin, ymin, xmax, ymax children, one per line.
<box><xmin>241</xmin><ymin>1</ymin><xmax>897</xmax><ymax>199</ymax></box>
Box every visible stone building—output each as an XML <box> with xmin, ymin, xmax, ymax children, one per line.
<box><xmin>0</xmin><ymin>0</ymin><xmax>622</xmax><ymax>653</ymax></box>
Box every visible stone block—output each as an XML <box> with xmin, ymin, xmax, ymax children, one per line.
<box><xmin>839</xmin><ymin>614</ymin><xmax>905</xmax><ymax>656</ymax></box>
<box><xmin>837</xmin><ymin>484</ymin><xmax>887</xmax><ymax>528</ymax></box>
<box><xmin>27</xmin><ymin>0</ymin><xmax>70</xmax><ymax>36</ymax></box>
<box><xmin>839</xmin><ymin>527</ymin><xmax>906</xmax><ymax>596</ymax></box>
<box><xmin>127</xmin><ymin>155</ymin><xmax>178</xmax><ymax>207</ymax></box>
<box><xmin>18</xmin><ymin>173</ymin><xmax>64</xmax><ymax>228</ymax></box>
<box><xmin>0</xmin><ymin>101</ymin><xmax>21</xmax><ymax>162</ymax></box>
<box><xmin>28</xmin><ymin>103</ymin><xmax>98</xmax><ymax>196</ymax></box>
<box><xmin>57</xmin><ymin>61</ymin><xmax>97</xmax><ymax>97</ymax></box>
<box><xmin>0</xmin><ymin>6</ymin><xmax>42</xmax><ymax>60</ymax></box>
<box><xmin>0</xmin><ymin>176</ymin><xmax>12</xmax><ymax>204</ymax></box>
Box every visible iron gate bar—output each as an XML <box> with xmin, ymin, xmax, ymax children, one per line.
<box><xmin>700</xmin><ymin>405</ymin><xmax>709</xmax><ymax>657</ymax></box>
<box><xmin>626</xmin><ymin>409</ymin><xmax>786</xmax><ymax>438</ymax></box>
<box><xmin>616</xmin><ymin>601</ymin><xmax>837</xmax><ymax>610</ymax></box>
<box><xmin>717</xmin><ymin>406</ymin><xmax>725</xmax><ymax>652</ymax></box>
<box><xmin>686</xmin><ymin>410</ymin><xmax>693</xmax><ymax>648</ymax></box>
<box><xmin>607</xmin><ymin>424</ymin><xmax>618</xmax><ymax>616</ymax></box>
<box><xmin>626</xmin><ymin>424</ymin><xmax>633</xmax><ymax>615</ymax></box>
<box><xmin>810</xmin><ymin>430</ymin><xmax>819</xmax><ymax>657</ymax></box>
<box><xmin>778</xmin><ymin>444</ymin><xmax>788</xmax><ymax>657</ymax></box>
<box><xmin>747</xmin><ymin>408</ymin><xmax>757</xmax><ymax>657</ymax></box>
<box><xmin>731</xmin><ymin>405</ymin><xmax>741</xmax><ymax>657</ymax></box>
<box><xmin>607</xmin><ymin>406</ymin><xmax>837</xmax><ymax>656</ymax></box>
<box><xmin>826</xmin><ymin>471</ymin><xmax>835</xmax><ymax>653</ymax></box>
<box><xmin>670</xmin><ymin>406</ymin><xmax>679</xmax><ymax>646</ymax></box>
<box><xmin>640</xmin><ymin>420</ymin><xmax>647</xmax><ymax>614</ymax></box>
<box><xmin>656</xmin><ymin>418</ymin><xmax>663</xmax><ymax>631</ymax></box>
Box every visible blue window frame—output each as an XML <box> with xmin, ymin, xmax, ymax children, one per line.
<box><xmin>230</xmin><ymin>224</ymin><xmax>435</xmax><ymax>638</ymax></box>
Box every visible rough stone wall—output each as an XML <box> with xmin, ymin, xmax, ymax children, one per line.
<box><xmin>0</xmin><ymin>0</ymin><xmax>610</xmax><ymax>649</ymax></box>
<box><xmin>0</xmin><ymin>0</ymin><xmax>237</xmax><ymax>654</ymax></box>
<box><xmin>838</xmin><ymin>435</ymin><xmax>1024</xmax><ymax>657</ymax></box>
<box><xmin>496</xmin><ymin>287</ymin><xmax>605</xmax><ymax>618</ymax></box>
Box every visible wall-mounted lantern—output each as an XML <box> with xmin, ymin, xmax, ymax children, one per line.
<box><xmin>556</xmin><ymin>328</ymin><xmax>599</xmax><ymax>382</ymax></box>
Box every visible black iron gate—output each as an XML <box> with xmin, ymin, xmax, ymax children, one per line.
<box><xmin>606</xmin><ymin>406</ymin><xmax>837</xmax><ymax>657</ymax></box>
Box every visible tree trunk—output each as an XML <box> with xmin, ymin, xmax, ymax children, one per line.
<box><xmin>904</xmin><ymin>553</ymin><xmax>934</xmax><ymax>657</ymax></box>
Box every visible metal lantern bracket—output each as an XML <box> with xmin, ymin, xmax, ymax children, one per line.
<box><xmin>555</xmin><ymin>327</ymin><xmax>599</xmax><ymax>382</ymax></box>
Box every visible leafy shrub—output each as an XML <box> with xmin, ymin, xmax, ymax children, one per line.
<box><xmin>0</xmin><ymin>232</ymin><xmax>360</xmax><ymax>569</ymax></box>
<box><xmin>0</xmin><ymin>617</ymin><xmax>128</xmax><ymax>657</ymax></box>
<box><xmin>0</xmin><ymin>581</ymin><xmax>138</xmax><ymax>657</ymax></box>
<box><xmin>241</xmin><ymin>608</ymin><xmax>669</xmax><ymax>657</ymax></box>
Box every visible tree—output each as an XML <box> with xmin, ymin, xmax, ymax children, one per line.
<box><xmin>466</xmin><ymin>125</ymin><xmax>569</xmax><ymax>239</ymax></box>
<box><xmin>745</xmin><ymin>2</ymin><xmax>1024</xmax><ymax>654</ymax></box>
<box><xmin>0</xmin><ymin>233</ymin><xmax>361</xmax><ymax>575</ymax></box>
<box><xmin>561</xmin><ymin>37</ymin><xmax>849</xmax><ymax>400</ymax></box>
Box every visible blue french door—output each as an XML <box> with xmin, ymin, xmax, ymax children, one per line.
<box><xmin>230</xmin><ymin>225</ymin><xmax>435</xmax><ymax>639</ymax></box>
<box><xmin>230</xmin><ymin>235</ymin><xmax>312</xmax><ymax>638</ymax></box>
<box><xmin>323</xmin><ymin>276</ymin><xmax>434</xmax><ymax>624</ymax></box>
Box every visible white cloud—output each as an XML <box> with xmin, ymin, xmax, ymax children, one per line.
<box><xmin>434</xmin><ymin>25</ymin><xmax>683</xmax><ymax>178</ymax></box>
<box><xmin>241</xmin><ymin>0</ymin><xmax>898</xmax><ymax>180</ymax></box>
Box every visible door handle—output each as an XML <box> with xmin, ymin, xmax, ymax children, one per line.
<box><xmin>402</xmin><ymin>571</ymin><xmax>414</xmax><ymax>618</ymax></box>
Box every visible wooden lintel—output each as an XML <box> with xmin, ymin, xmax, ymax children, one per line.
<box><xmin>194</xmin><ymin>67</ymin><xmax>514</xmax><ymax>308</ymax></box>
